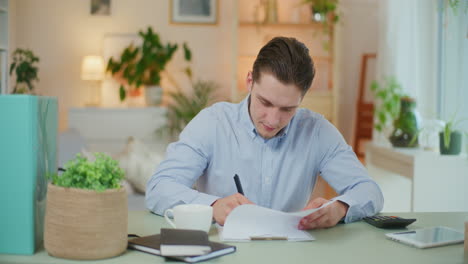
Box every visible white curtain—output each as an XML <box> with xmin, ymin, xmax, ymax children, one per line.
<box><xmin>439</xmin><ymin>0</ymin><xmax>468</xmax><ymax>130</ymax></box>
<box><xmin>376</xmin><ymin>0</ymin><xmax>439</xmax><ymax>120</ymax></box>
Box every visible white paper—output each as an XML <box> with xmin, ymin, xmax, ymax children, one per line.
<box><xmin>219</xmin><ymin>200</ymin><xmax>335</xmax><ymax>242</ymax></box>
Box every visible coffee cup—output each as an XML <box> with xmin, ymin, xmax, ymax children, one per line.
<box><xmin>164</xmin><ymin>204</ymin><xmax>213</xmax><ymax>233</ymax></box>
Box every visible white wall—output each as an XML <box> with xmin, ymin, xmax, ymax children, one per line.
<box><xmin>12</xmin><ymin>0</ymin><xmax>234</xmax><ymax>131</ymax></box>
<box><xmin>335</xmin><ymin>0</ymin><xmax>378</xmax><ymax>143</ymax></box>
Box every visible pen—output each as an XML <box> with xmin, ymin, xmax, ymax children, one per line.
<box><xmin>233</xmin><ymin>174</ymin><xmax>244</xmax><ymax>196</ymax></box>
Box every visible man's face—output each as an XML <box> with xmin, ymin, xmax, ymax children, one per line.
<box><xmin>246</xmin><ymin>71</ymin><xmax>303</xmax><ymax>139</ymax></box>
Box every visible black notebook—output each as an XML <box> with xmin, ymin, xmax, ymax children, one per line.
<box><xmin>128</xmin><ymin>232</ymin><xmax>236</xmax><ymax>263</ymax></box>
<box><xmin>160</xmin><ymin>228</ymin><xmax>211</xmax><ymax>256</ymax></box>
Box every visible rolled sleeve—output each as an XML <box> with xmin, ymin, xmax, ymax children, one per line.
<box><xmin>145</xmin><ymin>108</ymin><xmax>218</xmax><ymax>215</ymax></box>
<box><xmin>317</xmin><ymin>119</ymin><xmax>384</xmax><ymax>223</ymax></box>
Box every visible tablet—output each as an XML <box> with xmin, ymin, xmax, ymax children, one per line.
<box><xmin>385</xmin><ymin>226</ymin><xmax>464</xmax><ymax>249</ymax></box>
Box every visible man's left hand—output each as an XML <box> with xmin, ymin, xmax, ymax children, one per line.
<box><xmin>298</xmin><ymin>197</ymin><xmax>349</xmax><ymax>230</ymax></box>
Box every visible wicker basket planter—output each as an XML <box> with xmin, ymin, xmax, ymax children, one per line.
<box><xmin>44</xmin><ymin>183</ymin><xmax>127</xmax><ymax>260</ymax></box>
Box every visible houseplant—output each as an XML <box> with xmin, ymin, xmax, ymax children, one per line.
<box><xmin>160</xmin><ymin>80</ymin><xmax>218</xmax><ymax>140</ymax></box>
<box><xmin>388</xmin><ymin>97</ymin><xmax>420</xmax><ymax>148</ymax></box>
<box><xmin>9</xmin><ymin>48</ymin><xmax>40</xmax><ymax>94</ymax></box>
<box><xmin>106</xmin><ymin>26</ymin><xmax>192</xmax><ymax>105</ymax></box>
<box><xmin>302</xmin><ymin>0</ymin><xmax>339</xmax><ymax>24</ymax></box>
<box><xmin>44</xmin><ymin>153</ymin><xmax>127</xmax><ymax>260</ymax></box>
<box><xmin>439</xmin><ymin>114</ymin><xmax>466</xmax><ymax>155</ymax></box>
<box><xmin>370</xmin><ymin>76</ymin><xmax>421</xmax><ymax>147</ymax></box>
<box><xmin>370</xmin><ymin>76</ymin><xmax>405</xmax><ymax>139</ymax></box>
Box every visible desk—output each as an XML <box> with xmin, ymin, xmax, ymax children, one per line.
<box><xmin>1</xmin><ymin>211</ymin><xmax>466</xmax><ymax>264</ymax></box>
<box><xmin>366</xmin><ymin>143</ymin><xmax>468</xmax><ymax>212</ymax></box>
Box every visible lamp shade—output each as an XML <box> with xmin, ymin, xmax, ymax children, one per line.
<box><xmin>81</xmin><ymin>56</ymin><xmax>104</xmax><ymax>81</ymax></box>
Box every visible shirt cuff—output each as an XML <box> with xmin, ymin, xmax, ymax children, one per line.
<box><xmin>331</xmin><ymin>195</ymin><xmax>359</xmax><ymax>223</ymax></box>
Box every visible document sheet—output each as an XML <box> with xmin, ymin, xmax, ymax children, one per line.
<box><xmin>218</xmin><ymin>200</ymin><xmax>335</xmax><ymax>242</ymax></box>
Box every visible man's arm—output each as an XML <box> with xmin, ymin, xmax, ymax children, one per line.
<box><xmin>145</xmin><ymin>106</ymin><xmax>254</xmax><ymax>223</ymax></box>
<box><xmin>300</xmin><ymin>118</ymin><xmax>384</xmax><ymax>229</ymax></box>
<box><xmin>145</xmin><ymin>108</ymin><xmax>220</xmax><ymax>215</ymax></box>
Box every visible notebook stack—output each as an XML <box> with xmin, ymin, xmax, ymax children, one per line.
<box><xmin>128</xmin><ymin>228</ymin><xmax>236</xmax><ymax>263</ymax></box>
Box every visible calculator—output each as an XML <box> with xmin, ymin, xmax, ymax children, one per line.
<box><xmin>363</xmin><ymin>215</ymin><xmax>416</xmax><ymax>229</ymax></box>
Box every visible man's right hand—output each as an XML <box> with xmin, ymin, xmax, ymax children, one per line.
<box><xmin>211</xmin><ymin>193</ymin><xmax>254</xmax><ymax>225</ymax></box>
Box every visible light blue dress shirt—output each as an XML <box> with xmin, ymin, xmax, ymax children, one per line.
<box><xmin>146</xmin><ymin>96</ymin><xmax>384</xmax><ymax>223</ymax></box>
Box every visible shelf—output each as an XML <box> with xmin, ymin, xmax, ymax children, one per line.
<box><xmin>0</xmin><ymin>7</ymin><xmax>7</xmax><ymax>13</ymax></box>
<box><xmin>0</xmin><ymin>46</ymin><xmax>7</xmax><ymax>51</ymax></box>
<box><xmin>239</xmin><ymin>22</ymin><xmax>323</xmax><ymax>29</ymax></box>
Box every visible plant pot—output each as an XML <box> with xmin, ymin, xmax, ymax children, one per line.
<box><xmin>44</xmin><ymin>184</ymin><xmax>127</xmax><ymax>260</ymax></box>
<box><xmin>439</xmin><ymin>131</ymin><xmax>462</xmax><ymax>155</ymax></box>
<box><xmin>389</xmin><ymin>97</ymin><xmax>420</xmax><ymax>148</ymax></box>
<box><xmin>145</xmin><ymin>85</ymin><xmax>163</xmax><ymax>106</ymax></box>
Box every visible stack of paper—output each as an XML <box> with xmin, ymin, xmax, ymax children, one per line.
<box><xmin>219</xmin><ymin>200</ymin><xmax>335</xmax><ymax>242</ymax></box>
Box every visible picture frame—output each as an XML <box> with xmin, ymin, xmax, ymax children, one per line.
<box><xmin>91</xmin><ymin>0</ymin><xmax>111</xmax><ymax>16</ymax></box>
<box><xmin>170</xmin><ymin>0</ymin><xmax>217</xmax><ymax>25</ymax></box>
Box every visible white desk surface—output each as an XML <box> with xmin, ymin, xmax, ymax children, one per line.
<box><xmin>1</xmin><ymin>211</ymin><xmax>467</xmax><ymax>264</ymax></box>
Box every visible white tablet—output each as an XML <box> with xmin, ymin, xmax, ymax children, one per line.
<box><xmin>385</xmin><ymin>226</ymin><xmax>464</xmax><ymax>249</ymax></box>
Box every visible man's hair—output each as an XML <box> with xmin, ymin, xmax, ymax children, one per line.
<box><xmin>252</xmin><ymin>37</ymin><xmax>315</xmax><ymax>96</ymax></box>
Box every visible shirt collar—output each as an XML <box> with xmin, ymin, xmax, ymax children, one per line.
<box><xmin>239</xmin><ymin>94</ymin><xmax>257</xmax><ymax>139</ymax></box>
<box><xmin>239</xmin><ymin>94</ymin><xmax>293</xmax><ymax>140</ymax></box>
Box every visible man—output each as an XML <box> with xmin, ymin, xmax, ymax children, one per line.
<box><xmin>146</xmin><ymin>37</ymin><xmax>383</xmax><ymax>229</ymax></box>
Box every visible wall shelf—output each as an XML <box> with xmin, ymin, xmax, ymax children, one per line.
<box><xmin>239</xmin><ymin>22</ymin><xmax>324</xmax><ymax>29</ymax></box>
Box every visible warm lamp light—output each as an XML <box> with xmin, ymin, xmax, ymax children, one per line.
<box><xmin>81</xmin><ymin>55</ymin><xmax>104</xmax><ymax>106</ymax></box>
<box><xmin>81</xmin><ymin>55</ymin><xmax>104</xmax><ymax>80</ymax></box>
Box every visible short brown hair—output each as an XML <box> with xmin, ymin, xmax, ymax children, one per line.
<box><xmin>252</xmin><ymin>37</ymin><xmax>315</xmax><ymax>96</ymax></box>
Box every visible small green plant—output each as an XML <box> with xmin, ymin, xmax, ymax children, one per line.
<box><xmin>9</xmin><ymin>48</ymin><xmax>40</xmax><ymax>94</ymax></box>
<box><xmin>444</xmin><ymin>0</ymin><xmax>468</xmax><ymax>15</ymax></box>
<box><xmin>106</xmin><ymin>26</ymin><xmax>192</xmax><ymax>101</ymax></box>
<box><xmin>302</xmin><ymin>0</ymin><xmax>339</xmax><ymax>23</ymax></box>
<box><xmin>49</xmin><ymin>153</ymin><xmax>124</xmax><ymax>192</ymax></box>
<box><xmin>370</xmin><ymin>76</ymin><xmax>406</xmax><ymax>133</ymax></box>
<box><xmin>441</xmin><ymin>112</ymin><xmax>467</xmax><ymax>148</ymax></box>
<box><xmin>160</xmin><ymin>80</ymin><xmax>219</xmax><ymax>138</ymax></box>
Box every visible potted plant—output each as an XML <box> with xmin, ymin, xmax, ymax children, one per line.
<box><xmin>302</xmin><ymin>0</ymin><xmax>340</xmax><ymax>24</ymax></box>
<box><xmin>439</xmin><ymin>114</ymin><xmax>466</xmax><ymax>155</ymax></box>
<box><xmin>106</xmin><ymin>26</ymin><xmax>192</xmax><ymax>105</ymax></box>
<box><xmin>44</xmin><ymin>153</ymin><xmax>127</xmax><ymax>260</ymax></box>
<box><xmin>370</xmin><ymin>76</ymin><xmax>407</xmax><ymax>145</ymax></box>
<box><xmin>9</xmin><ymin>48</ymin><xmax>40</xmax><ymax>94</ymax></box>
<box><xmin>388</xmin><ymin>96</ymin><xmax>421</xmax><ymax>148</ymax></box>
<box><xmin>159</xmin><ymin>80</ymin><xmax>218</xmax><ymax>140</ymax></box>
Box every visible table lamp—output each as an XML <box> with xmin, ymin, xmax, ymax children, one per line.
<box><xmin>81</xmin><ymin>55</ymin><xmax>104</xmax><ymax>106</ymax></box>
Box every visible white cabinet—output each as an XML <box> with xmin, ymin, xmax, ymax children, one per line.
<box><xmin>68</xmin><ymin>107</ymin><xmax>168</xmax><ymax>155</ymax></box>
<box><xmin>366</xmin><ymin>143</ymin><xmax>468</xmax><ymax>212</ymax></box>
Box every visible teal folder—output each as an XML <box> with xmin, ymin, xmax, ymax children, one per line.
<box><xmin>0</xmin><ymin>95</ymin><xmax>58</xmax><ymax>255</ymax></box>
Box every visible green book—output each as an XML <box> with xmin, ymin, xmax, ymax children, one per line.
<box><xmin>0</xmin><ymin>95</ymin><xmax>58</xmax><ymax>255</ymax></box>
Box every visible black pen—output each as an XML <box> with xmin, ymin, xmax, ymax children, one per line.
<box><xmin>233</xmin><ymin>174</ymin><xmax>245</xmax><ymax>196</ymax></box>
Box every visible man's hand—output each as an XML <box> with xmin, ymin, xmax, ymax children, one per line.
<box><xmin>211</xmin><ymin>193</ymin><xmax>254</xmax><ymax>225</ymax></box>
<box><xmin>298</xmin><ymin>197</ymin><xmax>349</xmax><ymax>230</ymax></box>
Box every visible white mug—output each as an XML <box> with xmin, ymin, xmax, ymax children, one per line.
<box><xmin>164</xmin><ymin>204</ymin><xmax>213</xmax><ymax>233</ymax></box>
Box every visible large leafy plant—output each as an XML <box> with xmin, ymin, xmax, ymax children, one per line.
<box><xmin>49</xmin><ymin>153</ymin><xmax>124</xmax><ymax>192</ymax></box>
<box><xmin>9</xmin><ymin>48</ymin><xmax>40</xmax><ymax>94</ymax></box>
<box><xmin>106</xmin><ymin>26</ymin><xmax>192</xmax><ymax>101</ymax></box>
<box><xmin>161</xmin><ymin>80</ymin><xmax>218</xmax><ymax>138</ymax></box>
<box><xmin>370</xmin><ymin>76</ymin><xmax>406</xmax><ymax>133</ymax></box>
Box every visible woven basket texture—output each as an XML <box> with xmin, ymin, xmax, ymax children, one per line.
<box><xmin>44</xmin><ymin>183</ymin><xmax>127</xmax><ymax>260</ymax></box>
